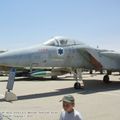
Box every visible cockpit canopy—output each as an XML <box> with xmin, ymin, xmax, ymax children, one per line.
<box><xmin>43</xmin><ymin>36</ymin><xmax>84</xmax><ymax>47</ymax></box>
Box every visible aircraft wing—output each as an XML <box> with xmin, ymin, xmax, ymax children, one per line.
<box><xmin>101</xmin><ymin>51</ymin><xmax>120</xmax><ymax>60</ymax></box>
<box><xmin>76</xmin><ymin>46</ymin><xmax>103</xmax><ymax>70</ymax></box>
<box><xmin>76</xmin><ymin>46</ymin><xmax>120</xmax><ymax>71</ymax></box>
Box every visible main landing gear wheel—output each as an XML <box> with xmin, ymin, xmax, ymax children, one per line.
<box><xmin>74</xmin><ymin>82</ymin><xmax>82</xmax><ymax>89</ymax></box>
<box><xmin>103</xmin><ymin>74</ymin><xmax>110</xmax><ymax>84</ymax></box>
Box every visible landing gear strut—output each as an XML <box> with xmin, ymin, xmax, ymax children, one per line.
<box><xmin>73</xmin><ymin>69</ymin><xmax>84</xmax><ymax>89</ymax></box>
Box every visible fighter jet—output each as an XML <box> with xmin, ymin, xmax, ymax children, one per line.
<box><xmin>0</xmin><ymin>36</ymin><xmax>120</xmax><ymax>89</ymax></box>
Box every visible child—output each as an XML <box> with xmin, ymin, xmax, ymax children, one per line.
<box><xmin>59</xmin><ymin>95</ymin><xmax>83</xmax><ymax>120</ymax></box>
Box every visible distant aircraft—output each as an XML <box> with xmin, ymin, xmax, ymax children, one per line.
<box><xmin>0</xmin><ymin>36</ymin><xmax>120</xmax><ymax>89</ymax></box>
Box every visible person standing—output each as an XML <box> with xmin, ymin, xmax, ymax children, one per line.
<box><xmin>59</xmin><ymin>95</ymin><xmax>83</xmax><ymax>120</ymax></box>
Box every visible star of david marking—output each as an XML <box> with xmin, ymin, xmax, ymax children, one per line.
<box><xmin>58</xmin><ymin>48</ymin><xmax>64</xmax><ymax>55</ymax></box>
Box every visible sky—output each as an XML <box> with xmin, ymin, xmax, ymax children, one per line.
<box><xmin>0</xmin><ymin>0</ymin><xmax>120</xmax><ymax>52</ymax></box>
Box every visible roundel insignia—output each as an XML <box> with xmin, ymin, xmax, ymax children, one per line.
<box><xmin>57</xmin><ymin>48</ymin><xmax>64</xmax><ymax>56</ymax></box>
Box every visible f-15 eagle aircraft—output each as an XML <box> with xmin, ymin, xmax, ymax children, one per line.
<box><xmin>0</xmin><ymin>36</ymin><xmax>120</xmax><ymax>89</ymax></box>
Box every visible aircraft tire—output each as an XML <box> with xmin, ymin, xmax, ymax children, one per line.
<box><xmin>103</xmin><ymin>75</ymin><xmax>110</xmax><ymax>83</ymax></box>
<box><xmin>74</xmin><ymin>82</ymin><xmax>81</xmax><ymax>89</ymax></box>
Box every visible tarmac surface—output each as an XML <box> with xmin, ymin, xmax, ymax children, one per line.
<box><xmin>0</xmin><ymin>72</ymin><xmax>120</xmax><ymax>120</ymax></box>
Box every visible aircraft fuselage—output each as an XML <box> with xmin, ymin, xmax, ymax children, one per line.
<box><xmin>0</xmin><ymin>45</ymin><xmax>91</xmax><ymax>69</ymax></box>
